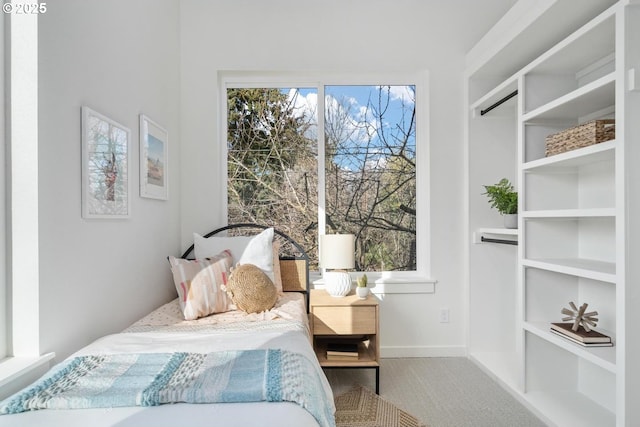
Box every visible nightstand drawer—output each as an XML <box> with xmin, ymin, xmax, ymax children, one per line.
<box><xmin>313</xmin><ymin>306</ymin><xmax>376</xmax><ymax>335</ymax></box>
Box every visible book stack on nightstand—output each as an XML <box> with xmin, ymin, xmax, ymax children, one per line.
<box><xmin>549</xmin><ymin>323</ymin><xmax>613</xmax><ymax>347</ymax></box>
<box><xmin>326</xmin><ymin>342</ymin><xmax>359</xmax><ymax>360</ymax></box>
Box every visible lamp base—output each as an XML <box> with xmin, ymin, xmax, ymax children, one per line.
<box><xmin>324</xmin><ymin>271</ymin><xmax>352</xmax><ymax>297</ymax></box>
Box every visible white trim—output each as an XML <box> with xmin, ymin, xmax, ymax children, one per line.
<box><xmin>369</xmin><ymin>281</ymin><xmax>435</xmax><ymax>294</ymax></box>
<box><xmin>0</xmin><ymin>8</ymin><xmax>6</xmax><ymax>359</ymax></box>
<box><xmin>414</xmin><ymin>70</ymin><xmax>432</xmax><ymax>281</ymax></box>
<box><xmin>313</xmin><ymin>280</ymin><xmax>436</xmax><ymax>294</ymax></box>
<box><xmin>9</xmin><ymin>7</ymin><xmax>40</xmax><ymax>357</ymax></box>
<box><xmin>0</xmin><ymin>354</ymin><xmax>55</xmax><ymax>388</ymax></box>
<box><xmin>219</xmin><ymin>70</ymin><xmax>431</xmax><ymax>280</ymax></box>
<box><xmin>317</xmin><ymin>84</ymin><xmax>327</xmax><ymax>239</ymax></box>
<box><xmin>464</xmin><ymin>0</ymin><xmax>555</xmax><ymax>75</ymax></box>
<box><xmin>0</xmin><ymin>353</ymin><xmax>55</xmax><ymax>400</ymax></box>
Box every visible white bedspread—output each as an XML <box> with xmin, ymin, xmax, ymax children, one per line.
<box><xmin>0</xmin><ymin>293</ymin><xmax>334</xmax><ymax>427</ymax></box>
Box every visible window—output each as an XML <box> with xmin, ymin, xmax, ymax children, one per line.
<box><xmin>222</xmin><ymin>72</ymin><xmax>429</xmax><ymax>281</ymax></box>
<box><xmin>324</xmin><ymin>85</ymin><xmax>416</xmax><ymax>272</ymax></box>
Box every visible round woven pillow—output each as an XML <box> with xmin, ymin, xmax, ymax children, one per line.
<box><xmin>226</xmin><ymin>263</ymin><xmax>278</xmax><ymax>313</ymax></box>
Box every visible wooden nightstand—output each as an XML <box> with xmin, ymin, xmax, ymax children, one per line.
<box><xmin>309</xmin><ymin>288</ymin><xmax>380</xmax><ymax>393</ymax></box>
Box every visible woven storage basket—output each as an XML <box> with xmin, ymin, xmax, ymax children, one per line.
<box><xmin>545</xmin><ymin>119</ymin><xmax>615</xmax><ymax>157</ymax></box>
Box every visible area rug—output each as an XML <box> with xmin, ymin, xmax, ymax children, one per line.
<box><xmin>334</xmin><ymin>385</ymin><xmax>427</xmax><ymax>427</ymax></box>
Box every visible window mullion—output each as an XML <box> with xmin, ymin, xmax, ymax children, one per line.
<box><xmin>317</xmin><ymin>83</ymin><xmax>326</xmax><ymax>242</ymax></box>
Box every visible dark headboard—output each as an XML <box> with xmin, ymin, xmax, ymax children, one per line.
<box><xmin>181</xmin><ymin>223</ymin><xmax>311</xmax><ymax>311</ymax></box>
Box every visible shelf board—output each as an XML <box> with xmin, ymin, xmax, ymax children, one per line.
<box><xmin>314</xmin><ymin>338</ymin><xmax>379</xmax><ymax>368</ymax></box>
<box><xmin>522</xmin><ymin>139</ymin><xmax>615</xmax><ymax>172</ymax></box>
<box><xmin>522</xmin><ymin>258</ymin><xmax>616</xmax><ymax>283</ymax></box>
<box><xmin>473</xmin><ymin>228</ymin><xmax>518</xmax><ymax>244</ymax></box>
<box><xmin>476</xmin><ymin>227</ymin><xmax>518</xmax><ymax>236</ymax></box>
<box><xmin>470</xmin><ymin>77</ymin><xmax>518</xmax><ymax>117</ymax></box>
<box><xmin>522</xmin><ymin>73</ymin><xmax>615</xmax><ymax>121</ymax></box>
<box><xmin>521</xmin><ymin>208</ymin><xmax>616</xmax><ymax>218</ymax></box>
<box><xmin>526</xmin><ymin>390</ymin><xmax>615</xmax><ymax>427</ymax></box>
<box><xmin>524</xmin><ymin>322</ymin><xmax>616</xmax><ymax>373</ymax></box>
<box><xmin>524</xmin><ymin>10</ymin><xmax>615</xmax><ymax>76</ymax></box>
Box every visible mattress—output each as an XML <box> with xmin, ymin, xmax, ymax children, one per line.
<box><xmin>0</xmin><ymin>293</ymin><xmax>334</xmax><ymax>427</ymax></box>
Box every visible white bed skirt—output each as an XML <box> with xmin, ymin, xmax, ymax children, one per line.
<box><xmin>0</xmin><ymin>401</ymin><xmax>319</xmax><ymax>427</ymax></box>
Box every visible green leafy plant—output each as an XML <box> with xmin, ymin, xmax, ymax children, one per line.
<box><xmin>482</xmin><ymin>178</ymin><xmax>518</xmax><ymax>215</ymax></box>
<box><xmin>356</xmin><ymin>274</ymin><xmax>368</xmax><ymax>288</ymax></box>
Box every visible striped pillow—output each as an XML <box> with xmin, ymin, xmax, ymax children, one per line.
<box><xmin>168</xmin><ymin>250</ymin><xmax>234</xmax><ymax>320</ymax></box>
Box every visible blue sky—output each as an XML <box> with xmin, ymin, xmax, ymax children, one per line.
<box><xmin>286</xmin><ymin>85</ymin><xmax>415</xmax><ymax>168</ymax></box>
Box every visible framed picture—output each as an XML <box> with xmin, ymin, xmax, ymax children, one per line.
<box><xmin>81</xmin><ymin>106</ymin><xmax>131</xmax><ymax>219</ymax></box>
<box><xmin>139</xmin><ymin>114</ymin><xmax>168</xmax><ymax>200</ymax></box>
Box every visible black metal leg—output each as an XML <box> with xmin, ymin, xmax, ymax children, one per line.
<box><xmin>375</xmin><ymin>366</ymin><xmax>380</xmax><ymax>394</ymax></box>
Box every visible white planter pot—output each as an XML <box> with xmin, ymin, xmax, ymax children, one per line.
<box><xmin>356</xmin><ymin>286</ymin><xmax>369</xmax><ymax>299</ymax></box>
<box><xmin>504</xmin><ymin>214</ymin><xmax>518</xmax><ymax>229</ymax></box>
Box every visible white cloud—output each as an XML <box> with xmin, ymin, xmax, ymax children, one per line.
<box><xmin>325</xmin><ymin>94</ymin><xmax>380</xmax><ymax>145</ymax></box>
<box><xmin>288</xmin><ymin>87</ymin><xmax>416</xmax><ymax>148</ymax></box>
<box><xmin>382</xmin><ymin>85</ymin><xmax>415</xmax><ymax>105</ymax></box>
<box><xmin>287</xmin><ymin>88</ymin><xmax>317</xmax><ymax>122</ymax></box>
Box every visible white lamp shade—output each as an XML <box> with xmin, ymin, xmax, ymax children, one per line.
<box><xmin>320</xmin><ymin>234</ymin><xmax>355</xmax><ymax>270</ymax></box>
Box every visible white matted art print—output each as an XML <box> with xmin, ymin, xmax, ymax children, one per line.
<box><xmin>139</xmin><ymin>114</ymin><xmax>168</xmax><ymax>200</ymax></box>
<box><xmin>81</xmin><ymin>106</ymin><xmax>131</xmax><ymax>219</ymax></box>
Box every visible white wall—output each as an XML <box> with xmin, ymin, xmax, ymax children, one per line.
<box><xmin>37</xmin><ymin>0</ymin><xmax>181</xmax><ymax>360</ymax></box>
<box><xmin>179</xmin><ymin>0</ymin><xmax>512</xmax><ymax>356</ymax></box>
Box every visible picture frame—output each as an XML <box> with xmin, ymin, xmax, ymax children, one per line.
<box><xmin>139</xmin><ymin>114</ymin><xmax>169</xmax><ymax>200</ymax></box>
<box><xmin>81</xmin><ymin>106</ymin><xmax>131</xmax><ymax>219</ymax></box>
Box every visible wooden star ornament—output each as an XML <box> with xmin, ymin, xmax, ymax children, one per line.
<box><xmin>561</xmin><ymin>301</ymin><xmax>599</xmax><ymax>332</ymax></box>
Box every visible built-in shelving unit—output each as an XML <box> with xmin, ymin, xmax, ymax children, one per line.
<box><xmin>466</xmin><ymin>1</ymin><xmax>638</xmax><ymax>426</ymax></box>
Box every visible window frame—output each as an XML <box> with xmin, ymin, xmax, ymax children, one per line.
<box><xmin>219</xmin><ymin>71</ymin><xmax>433</xmax><ymax>285</ymax></box>
<box><xmin>0</xmin><ymin>11</ymin><xmax>55</xmax><ymax>393</ymax></box>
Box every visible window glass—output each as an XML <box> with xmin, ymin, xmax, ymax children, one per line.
<box><xmin>226</xmin><ymin>82</ymin><xmax>418</xmax><ymax>273</ymax></box>
<box><xmin>324</xmin><ymin>85</ymin><xmax>416</xmax><ymax>271</ymax></box>
<box><xmin>227</xmin><ymin>87</ymin><xmax>319</xmax><ymax>262</ymax></box>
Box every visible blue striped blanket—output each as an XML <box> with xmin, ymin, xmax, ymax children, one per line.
<box><xmin>0</xmin><ymin>349</ymin><xmax>335</xmax><ymax>427</ymax></box>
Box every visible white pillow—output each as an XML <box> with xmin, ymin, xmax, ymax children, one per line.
<box><xmin>193</xmin><ymin>227</ymin><xmax>275</xmax><ymax>281</ymax></box>
<box><xmin>193</xmin><ymin>232</ymin><xmax>252</xmax><ymax>262</ymax></box>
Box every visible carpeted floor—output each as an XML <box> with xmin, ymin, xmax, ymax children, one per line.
<box><xmin>325</xmin><ymin>358</ymin><xmax>546</xmax><ymax>427</ymax></box>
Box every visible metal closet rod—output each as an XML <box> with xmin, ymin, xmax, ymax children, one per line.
<box><xmin>480</xmin><ymin>90</ymin><xmax>518</xmax><ymax>116</ymax></box>
<box><xmin>480</xmin><ymin>236</ymin><xmax>518</xmax><ymax>246</ymax></box>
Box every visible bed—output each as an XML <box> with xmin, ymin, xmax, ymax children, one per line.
<box><xmin>0</xmin><ymin>224</ymin><xmax>335</xmax><ymax>427</ymax></box>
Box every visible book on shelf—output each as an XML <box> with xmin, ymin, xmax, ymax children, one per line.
<box><xmin>550</xmin><ymin>329</ymin><xmax>613</xmax><ymax>347</ymax></box>
<box><xmin>326</xmin><ymin>342</ymin><xmax>359</xmax><ymax>358</ymax></box>
<box><xmin>326</xmin><ymin>351</ymin><xmax>358</xmax><ymax>358</ymax></box>
<box><xmin>326</xmin><ymin>353</ymin><xmax>360</xmax><ymax>361</ymax></box>
<box><xmin>550</xmin><ymin>322</ymin><xmax>612</xmax><ymax>344</ymax></box>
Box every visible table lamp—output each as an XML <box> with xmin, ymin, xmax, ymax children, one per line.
<box><xmin>320</xmin><ymin>234</ymin><xmax>355</xmax><ymax>297</ymax></box>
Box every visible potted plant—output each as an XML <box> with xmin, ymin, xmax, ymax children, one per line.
<box><xmin>356</xmin><ymin>274</ymin><xmax>369</xmax><ymax>299</ymax></box>
<box><xmin>482</xmin><ymin>178</ymin><xmax>518</xmax><ymax>229</ymax></box>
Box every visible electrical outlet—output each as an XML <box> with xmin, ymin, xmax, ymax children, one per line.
<box><xmin>439</xmin><ymin>308</ymin><xmax>449</xmax><ymax>323</ymax></box>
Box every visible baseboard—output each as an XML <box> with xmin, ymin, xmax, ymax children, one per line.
<box><xmin>381</xmin><ymin>345</ymin><xmax>467</xmax><ymax>358</ymax></box>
